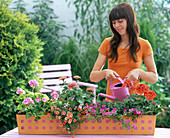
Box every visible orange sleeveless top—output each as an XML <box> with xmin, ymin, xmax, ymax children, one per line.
<box><xmin>98</xmin><ymin>37</ymin><xmax>153</xmax><ymax>96</ymax></box>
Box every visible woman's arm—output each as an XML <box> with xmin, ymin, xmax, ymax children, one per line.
<box><xmin>126</xmin><ymin>53</ymin><xmax>158</xmax><ymax>83</ymax></box>
<box><xmin>90</xmin><ymin>53</ymin><xmax>119</xmax><ymax>82</ymax></box>
<box><xmin>140</xmin><ymin>53</ymin><xmax>158</xmax><ymax>83</ymax></box>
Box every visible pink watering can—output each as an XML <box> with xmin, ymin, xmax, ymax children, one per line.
<box><xmin>98</xmin><ymin>77</ymin><xmax>130</xmax><ymax>102</ymax></box>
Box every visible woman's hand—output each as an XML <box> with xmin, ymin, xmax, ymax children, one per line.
<box><xmin>104</xmin><ymin>69</ymin><xmax>119</xmax><ymax>81</ymax></box>
<box><xmin>126</xmin><ymin>69</ymin><xmax>141</xmax><ymax>83</ymax></box>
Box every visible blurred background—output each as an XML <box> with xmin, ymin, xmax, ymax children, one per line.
<box><xmin>0</xmin><ymin>0</ymin><xmax>169</xmax><ymax>134</ymax></box>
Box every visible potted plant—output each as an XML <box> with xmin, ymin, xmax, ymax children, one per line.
<box><xmin>16</xmin><ymin>77</ymin><xmax>162</xmax><ymax>136</ymax></box>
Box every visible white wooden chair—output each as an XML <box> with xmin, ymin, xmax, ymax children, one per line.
<box><xmin>38</xmin><ymin>64</ymin><xmax>98</xmax><ymax>103</ymax></box>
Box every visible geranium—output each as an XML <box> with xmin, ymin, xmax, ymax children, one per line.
<box><xmin>122</xmin><ymin>79</ymin><xmax>133</xmax><ymax>88</ymax></box>
<box><xmin>16</xmin><ymin>88</ymin><xmax>25</xmax><ymax>95</ymax></box>
<box><xmin>29</xmin><ymin>79</ymin><xmax>39</xmax><ymax>87</ymax></box>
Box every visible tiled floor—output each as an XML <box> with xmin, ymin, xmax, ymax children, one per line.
<box><xmin>0</xmin><ymin>128</ymin><xmax>170</xmax><ymax>138</ymax></box>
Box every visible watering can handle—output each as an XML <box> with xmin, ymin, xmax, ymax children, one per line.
<box><xmin>109</xmin><ymin>77</ymin><xmax>126</xmax><ymax>84</ymax></box>
<box><xmin>115</xmin><ymin>76</ymin><xmax>125</xmax><ymax>84</ymax></box>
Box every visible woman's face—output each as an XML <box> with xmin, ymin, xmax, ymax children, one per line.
<box><xmin>112</xmin><ymin>18</ymin><xmax>127</xmax><ymax>36</ymax></box>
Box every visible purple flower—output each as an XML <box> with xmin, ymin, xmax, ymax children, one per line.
<box><xmin>16</xmin><ymin>88</ymin><xmax>25</xmax><ymax>95</ymax></box>
<box><xmin>29</xmin><ymin>80</ymin><xmax>39</xmax><ymax>87</ymax></box>
<box><xmin>36</xmin><ymin>97</ymin><xmax>41</xmax><ymax>102</ymax></box>
<box><xmin>42</xmin><ymin>97</ymin><xmax>48</xmax><ymax>102</ymax></box>
<box><xmin>22</xmin><ymin>98</ymin><xmax>34</xmax><ymax>105</ymax></box>
<box><xmin>50</xmin><ymin>91</ymin><xmax>59</xmax><ymax>99</ymax></box>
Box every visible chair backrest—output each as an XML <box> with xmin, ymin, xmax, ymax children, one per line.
<box><xmin>38</xmin><ymin>64</ymin><xmax>73</xmax><ymax>93</ymax></box>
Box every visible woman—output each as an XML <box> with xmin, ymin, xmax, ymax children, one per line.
<box><xmin>90</xmin><ymin>3</ymin><xmax>158</xmax><ymax>97</ymax></box>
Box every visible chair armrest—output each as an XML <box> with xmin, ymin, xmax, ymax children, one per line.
<box><xmin>77</xmin><ymin>81</ymin><xmax>98</xmax><ymax>88</ymax></box>
<box><xmin>42</xmin><ymin>86</ymin><xmax>56</xmax><ymax>91</ymax></box>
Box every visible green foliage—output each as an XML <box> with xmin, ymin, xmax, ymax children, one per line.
<box><xmin>139</xmin><ymin>20</ymin><xmax>156</xmax><ymax>52</ymax></box>
<box><xmin>156</xmin><ymin>107</ymin><xmax>170</xmax><ymax>128</ymax></box>
<box><xmin>0</xmin><ymin>0</ymin><xmax>43</xmax><ymax>132</ymax></box>
<box><xmin>12</xmin><ymin>0</ymin><xmax>27</xmax><ymax>14</ymax></box>
<box><xmin>29</xmin><ymin>0</ymin><xmax>66</xmax><ymax>65</ymax></box>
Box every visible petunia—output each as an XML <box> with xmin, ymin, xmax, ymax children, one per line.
<box><xmin>42</xmin><ymin>97</ymin><xmax>48</xmax><ymax>102</ymax></box>
<box><xmin>35</xmin><ymin>97</ymin><xmax>41</xmax><ymax>102</ymax></box>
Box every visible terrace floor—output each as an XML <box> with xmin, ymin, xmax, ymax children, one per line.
<box><xmin>0</xmin><ymin>127</ymin><xmax>170</xmax><ymax>138</ymax></box>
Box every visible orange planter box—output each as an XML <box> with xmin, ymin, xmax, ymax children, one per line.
<box><xmin>16</xmin><ymin>114</ymin><xmax>156</xmax><ymax>135</ymax></box>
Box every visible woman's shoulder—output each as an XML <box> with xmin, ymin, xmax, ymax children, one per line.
<box><xmin>138</xmin><ymin>37</ymin><xmax>150</xmax><ymax>45</ymax></box>
<box><xmin>103</xmin><ymin>37</ymin><xmax>112</xmax><ymax>43</ymax></box>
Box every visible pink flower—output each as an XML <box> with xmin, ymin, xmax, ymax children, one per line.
<box><xmin>132</xmin><ymin>124</ymin><xmax>137</xmax><ymax>129</ymax></box>
<box><xmin>103</xmin><ymin>112</ymin><xmax>107</xmax><ymax>117</ymax></box>
<box><xmin>22</xmin><ymin>98</ymin><xmax>34</xmax><ymax>105</ymax></box>
<box><xmin>86</xmin><ymin>113</ymin><xmax>91</xmax><ymax>115</ymax></box>
<box><xmin>16</xmin><ymin>88</ymin><xmax>25</xmax><ymax>95</ymax></box>
<box><xmin>93</xmin><ymin>105</ymin><xmax>97</xmax><ymax>108</ymax></box>
<box><xmin>106</xmin><ymin>108</ymin><xmax>110</xmax><ymax>111</ymax></box>
<box><xmin>92</xmin><ymin>109</ymin><xmax>96</xmax><ymax>112</ymax></box>
<box><xmin>42</xmin><ymin>97</ymin><xmax>48</xmax><ymax>102</ymax></box>
<box><xmin>29</xmin><ymin>80</ymin><xmax>39</xmax><ymax>87</ymax></box>
<box><xmin>102</xmin><ymin>105</ymin><xmax>106</xmax><ymax>109</ymax></box>
<box><xmin>113</xmin><ymin>108</ymin><xmax>117</xmax><ymax>111</ymax></box>
<box><xmin>36</xmin><ymin>97</ymin><xmax>41</xmax><ymax>102</ymax></box>
<box><xmin>100</xmin><ymin>109</ymin><xmax>104</xmax><ymax>113</ymax></box>
<box><xmin>108</xmin><ymin>112</ymin><xmax>112</xmax><ymax>115</ymax></box>
<box><xmin>124</xmin><ymin>109</ymin><xmax>127</xmax><ymax>112</ymax></box>
<box><xmin>50</xmin><ymin>91</ymin><xmax>59</xmax><ymax>99</ymax></box>
<box><xmin>129</xmin><ymin>108</ymin><xmax>135</xmax><ymax>112</ymax></box>
<box><xmin>92</xmin><ymin>113</ymin><xmax>96</xmax><ymax>116</ymax></box>
<box><xmin>112</xmin><ymin>110</ymin><xmax>116</xmax><ymax>114</ymax></box>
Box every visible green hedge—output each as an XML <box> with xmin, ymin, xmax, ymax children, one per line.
<box><xmin>0</xmin><ymin>0</ymin><xmax>44</xmax><ymax>132</ymax></box>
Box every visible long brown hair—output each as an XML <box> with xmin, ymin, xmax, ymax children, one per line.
<box><xmin>108</xmin><ymin>3</ymin><xmax>140</xmax><ymax>62</ymax></box>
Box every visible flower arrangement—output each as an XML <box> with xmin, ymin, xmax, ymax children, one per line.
<box><xmin>16</xmin><ymin>77</ymin><xmax>162</xmax><ymax>136</ymax></box>
<box><xmin>84</xmin><ymin>79</ymin><xmax>161</xmax><ymax>131</ymax></box>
